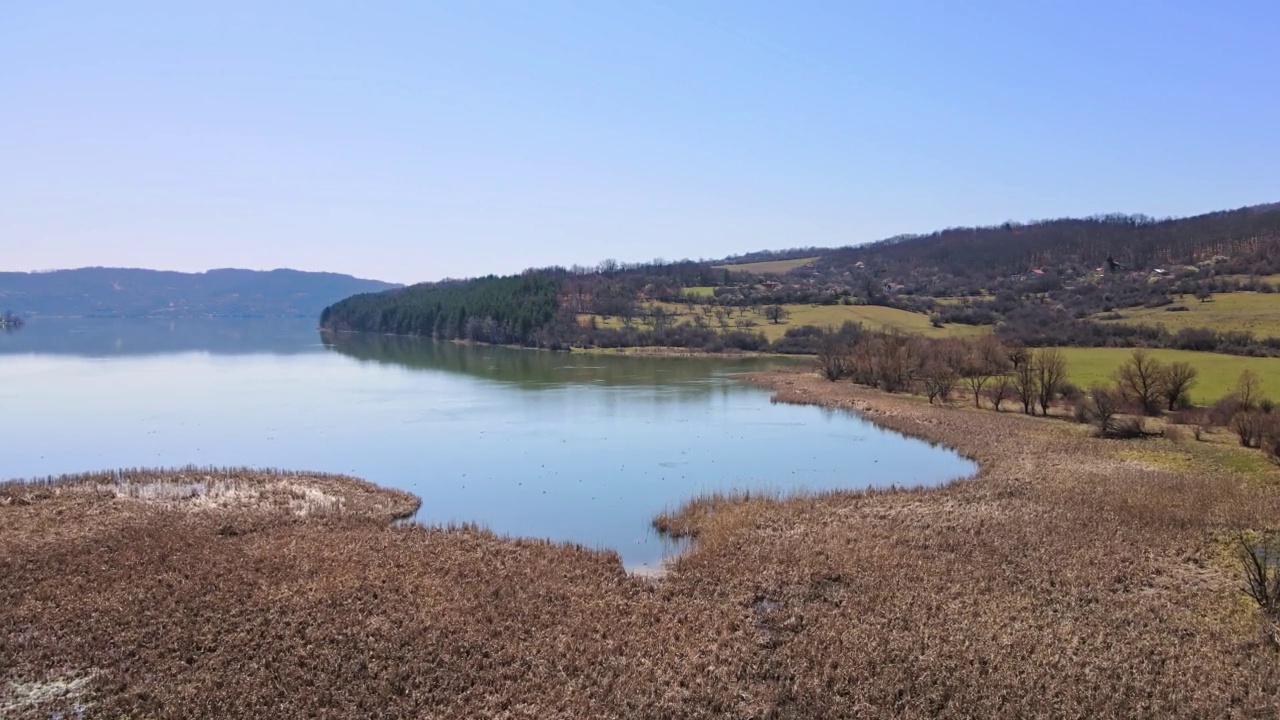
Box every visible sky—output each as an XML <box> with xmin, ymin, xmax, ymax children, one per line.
<box><xmin>3</xmin><ymin>2</ymin><xmax>1278</xmax><ymax>284</ymax></box>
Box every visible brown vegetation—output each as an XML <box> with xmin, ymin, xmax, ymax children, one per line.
<box><xmin>816</xmin><ymin>328</ymin><xmax>1072</xmax><ymax>417</ymax></box>
<box><xmin>8</xmin><ymin>385</ymin><xmax>1280</xmax><ymax>716</ymax></box>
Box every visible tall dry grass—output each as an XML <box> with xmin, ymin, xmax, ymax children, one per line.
<box><xmin>6</xmin><ymin>380</ymin><xmax>1280</xmax><ymax>717</ymax></box>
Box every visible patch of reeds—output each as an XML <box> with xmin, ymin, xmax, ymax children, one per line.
<box><xmin>1</xmin><ymin>465</ymin><xmax>420</xmax><ymax>522</ymax></box>
<box><xmin>7</xmin><ymin>378</ymin><xmax>1280</xmax><ymax>717</ymax></box>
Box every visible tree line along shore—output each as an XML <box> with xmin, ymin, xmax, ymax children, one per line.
<box><xmin>810</xmin><ymin>323</ymin><xmax>1280</xmax><ymax>454</ymax></box>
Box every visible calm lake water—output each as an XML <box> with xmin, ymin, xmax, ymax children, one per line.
<box><xmin>1</xmin><ymin>318</ymin><xmax>974</xmax><ymax>568</ymax></box>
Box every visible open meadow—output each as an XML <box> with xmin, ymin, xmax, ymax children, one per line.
<box><xmin>1058</xmin><ymin>346</ymin><xmax>1280</xmax><ymax>404</ymax></box>
<box><xmin>713</xmin><ymin>256</ymin><xmax>820</xmax><ymax>274</ymax></box>
<box><xmin>7</xmin><ymin>374</ymin><xmax>1280</xmax><ymax>717</ymax></box>
<box><xmin>1096</xmin><ymin>292</ymin><xmax>1280</xmax><ymax>337</ymax></box>
<box><xmin>583</xmin><ymin>302</ymin><xmax>986</xmax><ymax>341</ymax></box>
<box><xmin>680</xmin><ymin>285</ymin><xmax>718</xmax><ymax>298</ymax></box>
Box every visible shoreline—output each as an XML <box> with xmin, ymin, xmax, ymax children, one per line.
<box><xmin>8</xmin><ymin>371</ymin><xmax>1280</xmax><ymax>715</ymax></box>
<box><xmin>321</xmin><ymin>326</ymin><xmax>797</xmax><ymax>360</ymax></box>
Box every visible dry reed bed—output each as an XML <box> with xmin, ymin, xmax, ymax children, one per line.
<box><xmin>6</xmin><ymin>386</ymin><xmax>1280</xmax><ymax>717</ymax></box>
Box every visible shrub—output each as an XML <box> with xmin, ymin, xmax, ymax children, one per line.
<box><xmin>1238</xmin><ymin>532</ymin><xmax>1280</xmax><ymax>616</ymax></box>
<box><xmin>1071</xmin><ymin>399</ymin><xmax>1091</xmax><ymax>424</ymax></box>
<box><xmin>1059</xmin><ymin>381</ymin><xmax>1084</xmax><ymax>403</ymax></box>
<box><xmin>1110</xmin><ymin>417</ymin><xmax>1149</xmax><ymax>439</ymax></box>
<box><xmin>1083</xmin><ymin>384</ymin><xmax>1125</xmax><ymax>437</ymax></box>
<box><xmin>1210</xmin><ymin>396</ymin><xmax>1241</xmax><ymax>427</ymax></box>
<box><xmin>1167</xmin><ymin>408</ymin><xmax>1206</xmax><ymax>427</ymax></box>
<box><xmin>1231</xmin><ymin>411</ymin><xmax>1267</xmax><ymax>449</ymax></box>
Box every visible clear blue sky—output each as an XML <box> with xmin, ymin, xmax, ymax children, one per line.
<box><xmin>3</xmin><ymin>2</ymin><xmax>1277</xmax><ymax>284</ymax></box>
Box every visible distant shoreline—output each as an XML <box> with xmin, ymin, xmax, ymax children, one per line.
<box><xmin>321</xmin><ymin>326</ymin><xmax>798</xmax><ymax>360</ymax></box>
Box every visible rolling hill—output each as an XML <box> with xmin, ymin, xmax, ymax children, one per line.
<box><xmin>0</xmin><ymin>267</ymin><xmax>399</xmax><ymax>318</ymax></box>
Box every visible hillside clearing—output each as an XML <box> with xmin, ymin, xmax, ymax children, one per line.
<box><xmin>1095</xmin><ymin>292</ymin><xmax>1280</xmax><ymax>337</ymax></box>
<box><xmin>933</xmin><ymin>295</ymin><xmax>990</xmax><ymax>305</ymax></box>
<box><xmin>681</xmin><ymin>286</ymin><xmax>718</xmax><ymax>298</ymax></box>
<box><xmin>714</xmin><ymin>256</ymin><xmax>820</xmax><ymax>274</ymax></box>
<box><xmin>581</xmin><ymin>302</ymin><xmax>987</xmax><ymax>340</ymax></box>
<box><xmin>769</xmin><ymin>304</ymin><xmax>987</xmax><ymax>339</ymax></box>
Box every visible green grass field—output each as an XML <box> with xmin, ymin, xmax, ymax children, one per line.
<box><xmin>582</xmin><ymin>302</ymin><xmax>987</xmax><ymax>341</ymax></box>
<box><xmin>1219</xmin><ymin>274</ymin><xmax>1280</xmax><ymax>286</ymax></box>
<box><xmin>714</xmin><ymin>256</ymin><xmax>820</xmax><ymax>274</ymax></box>
<box><xmin>1095</xmin><ymin>292</ymin><xmax>1280</xmax><ymax>337</ymax></box>
<box><xmin>681</xmin><ymin>286</ymin><xmax>718</xmax><ymax>298</ymax></box>
<box><xmin>769</xmin><ymin>304</ymin><xmax>987</xmax><ymax>340</ymax></box>
<box><xmin>933</xmin><ymin>295</ymin><xmax>989</xmax><ymax>306</ymax></box>
<box><xmin>1058</xmin><ymin>347</ymin><xmax>1280</xmax><ymax>405</ymax></box>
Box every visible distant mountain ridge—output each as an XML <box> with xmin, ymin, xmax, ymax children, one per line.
<box><xmin>0</xmin><ymin>267</ymin><xmax>400</xmax><ymax>318</ymax></box>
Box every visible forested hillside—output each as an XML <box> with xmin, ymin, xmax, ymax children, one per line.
<box><xmin>321</xmin><ymin>201</ymin><xmax>1280</xmax><ymax>356</ymax></box>
<box><xmin>321</xmin><ymin>274</ymin><xmax>563</xmax><ymax>346</ymax></box>
<box><xmin>808</xmin><ymin>203</ymin><xmax>1280</xmax><ymax>291</ymax></box>
<box><xmin>0</xmin><ymin>267</ymin><xmax>398</xmax><ymax>318</ymax></box>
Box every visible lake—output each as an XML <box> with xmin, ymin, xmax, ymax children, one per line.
<box><xmin>0</xmin><ymin>317</ymin><xmax>975</xmax><ymax>568</ymax></box>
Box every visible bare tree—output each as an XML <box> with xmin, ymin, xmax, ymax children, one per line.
<box><xmin>961</xmin><ymin>360</ymin><xmax>992</xmax><ymax>407</ymax></box>
<box><xmin>1006</xmin><ymin>344</ymin><xmax>1029</xmax><ymax>372</ymax></box>
<box><xmin>1231</xmin><ymin>410</ymin><xmax>1267</xmax><ymax>449</ymax></box>
<box><xmin>986</xmin><ymin>376</ymin><xmax>1014</xmax><ymax>411</ymax></box>
<box><xmin>1235</xmin><ymin>369</ymin><xmax>1263</xmax><ymax>412</ymax></box>
<box><xmin>961</xmin><ymin>336</ymin><xmax>1009</xmax><ymax>408</ymax></box>
<box><xmin>872</xmin><ymin>332</ymin><xmax>918</xmax><ymax>393</ymax></box>
<box><xmin>1238</xmin><ymin>532</ymin><xmax>1280</xmax><ymax>616</ymax></box>
<box><xmin>1085</xmin><ymin>383</ymin><xmax>1123</xmax><ymax>437</ymax></box>
<box><xmin>816</xmin><ymin>335</ymin><xmax>851</xmax><ymax>382</ymax></box>
<box><xmin>1115</xmin><ymin>349</ymin><xmax>1164</xmax><ymax>416</ymax></box>
<box><xmin>764</xmin><ymin>305</ymin><xmax>790</xmax><ymax>324</ymax></box>
<box><xmin>650</xmin><ymin>306</ymin><xmax>672</xmax><ymax>332</ymax></box>
<box><xmin>920</xmin><ymin>358</ymin><xmax>958</xmax><ymax>404</ymax></box>
<box><xmin>1160</xmin><ymin>361</ymin><xmax>1198</xmax><ymax>411</ymax></box>
<box><xmin>848</xmin><ymin>338</ymin><xmax>878</xmax><ymax>387</ymax></box>
<box><xmin>1013</xmin><ymin>352</ymin><xmax>1038</xmax><ymax>415</ymax></box>
<box><xmin>1034</xmin><ymin>348</ymin><xmax>1069</xmax><ymax>416</ymax></box>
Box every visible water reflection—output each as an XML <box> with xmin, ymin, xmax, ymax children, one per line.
<box><xmin>3</xmin><ymin>318</ymin><xmax>975</xmax><ymax>568</ymax></box>
<box><xmin>321</xmin><ymin>329</ymin><xmax>799</xmax><ymax>391</ymax></box>
<box><xmin>0</xmin><ymin>316</ymin><xmax>324</xmax><ymax>357</ymax></box>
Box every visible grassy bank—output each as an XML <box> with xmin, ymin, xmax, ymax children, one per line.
<box><xmin>6</xmin><ymin>386</ymin><xmax>1280</xmax><ymax>717</ymax></box>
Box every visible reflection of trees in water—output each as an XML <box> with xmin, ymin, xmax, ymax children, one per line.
<box><xmin>0</xmin><ymin>317</ymin><xmax>321</xmax><ymax>357</ymax></box>
<box><xmin>321</xmin><ymin>330</ymin><xmax>794</xmax><ymax>391</ymax></box>
<box><xmin>0</xmin><ymin>312</ymin><xmax>24</xmax><ymax>332</ymax></box>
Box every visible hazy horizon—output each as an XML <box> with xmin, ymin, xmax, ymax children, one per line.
<box><xmin>5</xmin><ymin>2</ymin><xmax>1278</xmax><ymax>285</ymax></box>
<box><xmin>6</xmin><ymin>194</ymin><xmax>1279</xmax><ymax>285</ymax></box>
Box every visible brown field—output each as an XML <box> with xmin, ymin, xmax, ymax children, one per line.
<box><xmin>713</xmin><ymin>256</ymin><xmax>820</xmax><ymax>274</ymax></box>
<box><xmin>7</xmin><ymin>386</ymin><xmax>1280</xmax><ymax>717</ymax></box>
